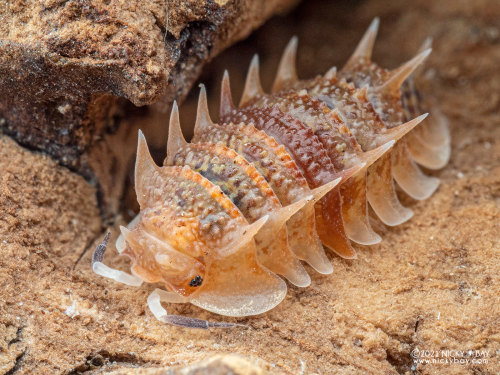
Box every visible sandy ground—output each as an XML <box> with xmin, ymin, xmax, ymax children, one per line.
<box><xmin>0</xmin><ymin>0</ymin><xmax>499</xmax><ymax>374</ymax></box>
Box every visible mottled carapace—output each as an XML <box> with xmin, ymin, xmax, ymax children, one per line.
<box><xmin>92</xmin><ymin>18</ymin><xmax>449</xmax><ymax>329</ymax></box>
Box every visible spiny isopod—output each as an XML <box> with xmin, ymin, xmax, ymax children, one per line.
<box><xmin>92</xmin><ymin>19</ymin><xmax>450</xmax><ymax>329</ymax></box>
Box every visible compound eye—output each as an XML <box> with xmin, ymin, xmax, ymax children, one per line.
<box><xmin>189</xmin><ymin>275</ymin><xmax>203</xmax><ymax>287</ymax></box>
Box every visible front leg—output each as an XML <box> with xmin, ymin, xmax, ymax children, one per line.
<box><xmin>147</xmin><ymin>289</ymin><xmax>247</xmax><ymax>329</ymax></box>
<box><xmin>92</xmin><ymin>232</ymin><xmax>143</xmax><ymax>287</ymax></box>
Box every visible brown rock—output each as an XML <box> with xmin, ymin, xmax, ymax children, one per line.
<box><xmin>0</xmin><ymin>0</ymin><xmax>299</xmax><ymax>216</ymax></box>
<box><xmin>0</xmin><ymin>0</ymin><xmax>499</xmax><ymax>374</ymax></box>
<box><xmin>106</xmin><ymin>354</ymin><xmax>268</xmax><ymax>374</ymax></box>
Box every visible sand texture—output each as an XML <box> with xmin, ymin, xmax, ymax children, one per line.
<box><xmin>0</xmin><ymin>0</ymin><xmax>499</xmax><ymax>374</ymax></box>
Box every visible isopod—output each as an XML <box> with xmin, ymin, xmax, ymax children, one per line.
<box><xmin>92</xmin><ymin>19</ymin><xmax>449</xmax><ymax>328</ymax></box>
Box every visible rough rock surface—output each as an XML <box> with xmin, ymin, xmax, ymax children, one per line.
<box><xmin>0</xmin><ymin>0</ymin><xmax>298</xmax><ymax>216</ymax></box>
<box><xmin>106</xmin><ymin>354</ymin><xmax>268</xmax><ymax>374</ymax></box>
<box><xmin>0</xmin><ymin>0</ymin><xmax>499</xmax><ymax>374</ymax></box>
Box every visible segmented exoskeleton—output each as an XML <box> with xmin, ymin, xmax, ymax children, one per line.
<box><xmin>92</xmin><ymin>19</ymin><xmax>450</xmax><ymax>329</ymax></box>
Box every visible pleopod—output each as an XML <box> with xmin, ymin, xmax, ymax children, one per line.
<box><xmin>92</xmin><ymin>19</ymin><xmax>449</xmax><ymax>328</ymax></box>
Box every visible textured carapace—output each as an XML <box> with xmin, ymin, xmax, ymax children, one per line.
<box><xmin>93</xmin><ymin>19</ymin><xmax>449</xmax><ymax>328</ymax></box>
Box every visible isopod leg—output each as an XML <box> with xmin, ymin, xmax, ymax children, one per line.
<box><xmin>147</xmin><ymin>289</ymin><xmax>247</xmax><ymax>329</ymax></box>
<box><xmin>92</xmin><ymin>232</ymin><xmax>144</xmax><ymax>287</ymax></box>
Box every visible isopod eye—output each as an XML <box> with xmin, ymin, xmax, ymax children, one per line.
<box><xmin>189</xmin><ymin>275</ymin><xmax>203</xmax><ymax>287</ymax></box>
<box><xmin>154</xmin><ymin>252</ymin><xmax>206</xmax><ymax>296</ymax></box>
